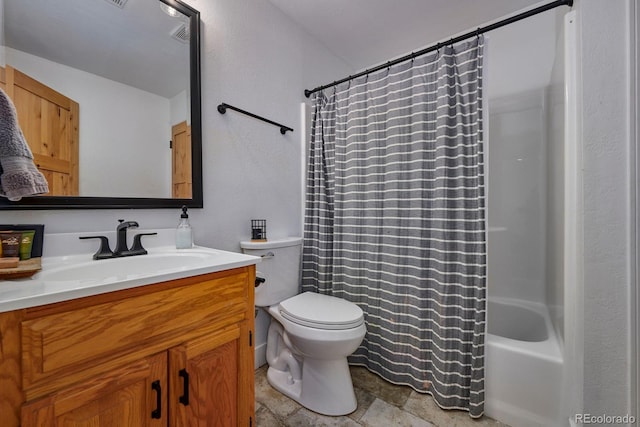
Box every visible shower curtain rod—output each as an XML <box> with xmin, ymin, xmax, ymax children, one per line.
<box><xmin>304</xmin><ymin>0</ymin><xmax>573</xmax><ymax>98</ymax></box>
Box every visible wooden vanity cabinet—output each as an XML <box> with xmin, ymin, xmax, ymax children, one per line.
<box><xmin>0</xmin><ymin>265</ymin><xmax>256</xmax><ymax>427</ymax></box>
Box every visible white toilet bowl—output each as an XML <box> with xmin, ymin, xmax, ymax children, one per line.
<box><xmin>239</xmin><ymin>239</ymin><xmax>367</xmax><ymax>416</ymax></box>
<box><xmin>265</xmin><ymin>292</ymin><xmax>366</xmax><ymax>416</ymax></box>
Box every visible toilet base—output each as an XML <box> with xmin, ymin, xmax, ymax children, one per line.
<box><xmin>267</xmin><ymin>357</ymin><xmax>357</xmax><ymax>416</ymax></box>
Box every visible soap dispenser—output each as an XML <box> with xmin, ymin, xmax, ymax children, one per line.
<box><xmin>176</xmin><ymin>205</ymin><xmax>193</xmax><ymax>249</ymax></box>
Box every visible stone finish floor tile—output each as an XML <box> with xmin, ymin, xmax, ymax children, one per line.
<box><xmin>403</xmin><ymin>391</ymin><xmax>508</xmax><ymax>427</ymax></box>
<box><xmin>347</xmin><ymin>387</ymin><xmax>376</xmax><ymax>422</ymax></box>
<box><xmin>359</xmin><ymin>399</ymin><xmax>434</xmax><ymax>427</ymax></box>
<box><xmin>349</xmin><ymin>366</ymin><xmax>412</xmax><ymax>407</ymax></box>
<box><xmin>285</xmin><ymin>408</ymin><xmax>362</xmax><ymax>427</ymax></box>
<box><xmin>255</xmin><ymin>404</ymin><xmax>286</xmax><ymax>427</ymax></box>
<box><xmin>255</xmin><ymin>365</ymin><xmax>301</xmax><ymax>419</ymax></box>
<box><xmin>254</xmin><ymin>365</ymin><xmax>509</xmax><ymax>427</ymax></box>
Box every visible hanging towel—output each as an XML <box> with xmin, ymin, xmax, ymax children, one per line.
<box><xmin>0</xmin><ymin>87</ymin><xmax>49</xmax><ymax>201</ymax></box>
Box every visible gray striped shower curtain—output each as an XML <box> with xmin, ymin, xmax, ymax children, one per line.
<box><xmin>301</xmin><ymin>37</ymin><xmax>486</xmax><ymax>417</ymax></box>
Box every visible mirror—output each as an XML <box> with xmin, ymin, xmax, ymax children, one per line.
<box><xmin>0</xmin><ymin>0</ymin><xmax>202</xmax><ymax>209</ymax></box>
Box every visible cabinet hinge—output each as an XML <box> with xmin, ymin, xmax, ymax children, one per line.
<box><xmin>249</xmin><ymin>416</ymin><xmax>253</xmax><ymax>427</ymax></box>
<box><xmin>249</xmin><ymin>331</ymin><xmax>253</xmax><ymax>347</ymax></box>
<box><xmin>169</xmin><ymin>140</ymin><xmax>173</xmax><ymax>149</ymax></box>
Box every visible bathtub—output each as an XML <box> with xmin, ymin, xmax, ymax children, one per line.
<box><xmin>485</xmin><ymin>298</ymin><xmax>564</xmax><ymax>427</ymax></box>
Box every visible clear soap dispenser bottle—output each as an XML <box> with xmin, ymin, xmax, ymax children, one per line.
<box><xmin>176</xmin><ymin>205</ymin><xmax>193</xmax><ymax>249</ymax></box>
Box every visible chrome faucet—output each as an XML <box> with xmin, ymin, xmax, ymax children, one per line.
<box><xmin>79</xmin><ymin>219</ymin><xmax>157</xmax><ymax>260</ymax></box>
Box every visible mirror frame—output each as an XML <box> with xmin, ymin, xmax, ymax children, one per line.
<box><xmin>0</xmin><ymin>0</ymin><xmax>203</xmax><ymax>210</ymax></box>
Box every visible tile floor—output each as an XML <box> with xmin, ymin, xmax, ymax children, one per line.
<box><xmin>254</xmin><ymin>365</ymin><xmax>509</xmax><ymax>427</ymax></box>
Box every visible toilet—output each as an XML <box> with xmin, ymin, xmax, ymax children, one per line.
<box><xmin>240</xmin><ymin>237</ymin><xmax>366</xmax><ymax>416</ymax></box>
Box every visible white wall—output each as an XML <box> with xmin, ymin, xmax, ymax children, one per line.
<box><xmin>576</xmin><ymin>0</ymin><xmax>635</xmax><ymax>421</ymax></box>
<box><xmin>191</xmin><ymin>0</ymin><xmax>350</xmax><ymax>250</ymax></box>
<box><xmin>170</xmin><ymin>89</ymin><xmax>189</xmax><ymax>126</ymax></box>
<box><xmin>7</xmin><ymin>48</ymin><xmax>172</xmax><ymax>198</ymax></box>
<box><xmin>635</xmin><ymin>1</ymin><xmax>640</xmax><ymax>421</ymax></box>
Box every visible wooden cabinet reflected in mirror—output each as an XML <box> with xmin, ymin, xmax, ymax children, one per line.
<box><xmin>0</xmin><ymin>0</ymin><xmax>202</xmax><ymax>209</ymax></box>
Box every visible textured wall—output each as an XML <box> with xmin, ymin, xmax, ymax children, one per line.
<box><xmin>578</xmin><ymin>0</ymin><xmax>634</xmax><ymax>420</ymax></box>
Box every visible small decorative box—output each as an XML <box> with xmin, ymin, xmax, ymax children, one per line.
<box><xmin>251</xmin><ymin>220</ymin><xmax>267</xmax><ymax>242</ymax></box>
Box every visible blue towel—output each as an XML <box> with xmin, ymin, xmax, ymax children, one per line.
<box><xmin>0</xmin><ymin>87</ymin><xmax>49</xmax><ymax>201</ymax></box>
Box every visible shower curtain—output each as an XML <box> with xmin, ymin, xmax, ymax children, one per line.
<box><xmin>301</xmin><ymin>37</ymin><xmax>486</xmax><ymax>417</ymax></box>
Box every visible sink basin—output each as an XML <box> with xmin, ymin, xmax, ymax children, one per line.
<box><xmin>29</xmin><ymin>246</ymin><xmax>259</xmax><ymax>289</ymax></box>
<box><xmin>37</xmin><ymin>250</ymin><xmax>220</xmax><ymax>283</ymax></box>
<box><xmin>0</xmin><ymin>232</ymin><xmax>260</xmax><ymax>314</ymax></box>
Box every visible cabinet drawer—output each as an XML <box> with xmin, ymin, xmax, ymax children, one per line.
<box><xmin>22</xmin><ymin>271</ymin><xmax>249</xmax><ymax>391</ymax></box>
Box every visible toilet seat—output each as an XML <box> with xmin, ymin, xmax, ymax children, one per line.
<box><xmin>278</xmin><ymin>292</ymin><xmax>364</xmax><ymax>330</ymax></box>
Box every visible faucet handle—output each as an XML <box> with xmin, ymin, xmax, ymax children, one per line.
<box><xmin>79</xmin><ymin>236</ymin><xmax>114</xmax><ymax>260</ymax></box>
<box><xmin>130</xmin><ymin>233</ymin><xmax>158</xmax><ymax>255</ymax></box>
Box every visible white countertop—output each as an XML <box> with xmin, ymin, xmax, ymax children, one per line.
<box><xmin>0</xmin><ymin>229</ymin><xmax>260</xmax><ymax>313</ymax></box>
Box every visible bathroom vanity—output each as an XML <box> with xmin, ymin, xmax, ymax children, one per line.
<box><xmin>0</xmin><ymin>231</ymin><xmax>258</xmax><ymax>426</ymax></box>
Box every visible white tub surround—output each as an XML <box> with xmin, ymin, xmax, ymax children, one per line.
<box><xmin>485</xmin><ymin>298</ymin><xmax>563</xmax><ymax>427</ymax></box>
<box><xmin>0</xmin><ymin>229</ymin><xmax>259</xmax><ymax>313</ymax></box>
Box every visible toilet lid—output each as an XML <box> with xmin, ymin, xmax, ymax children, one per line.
<box><xmin>278</xmin><ymin>292</ymin><xmax>364</xmax><ymax>330</ymax></box>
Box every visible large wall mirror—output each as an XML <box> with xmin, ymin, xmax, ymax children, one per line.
<box><xmin>0</xmin><ymin>0</ymin><xmax>202</xmax><ymax>209</ymax></box>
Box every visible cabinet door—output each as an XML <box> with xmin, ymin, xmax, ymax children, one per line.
<box><xmin>169</xmin><ymin>326</ymin><xmax>243</xmax><ymax>427</ymax></box>
<box><xmin>21</xmin><ymin>352</ymin><xmax>167</xmax><ymax>426</ymax></box>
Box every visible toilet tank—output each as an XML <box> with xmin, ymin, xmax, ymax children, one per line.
<box><xmin>240</xmin><ymin>237</ymin><xmax>303</xmax><ymax>307</ymax></box>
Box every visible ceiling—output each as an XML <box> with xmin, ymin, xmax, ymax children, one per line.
<box><xmin>3</xmin><ymin>0</ymin><xmax>547</xmax><ymax>97</ymax></box>
<box><xmin>266</xmin><ymin>0</ymin><xmax>544</xmax><ymax>71</ymax></box>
